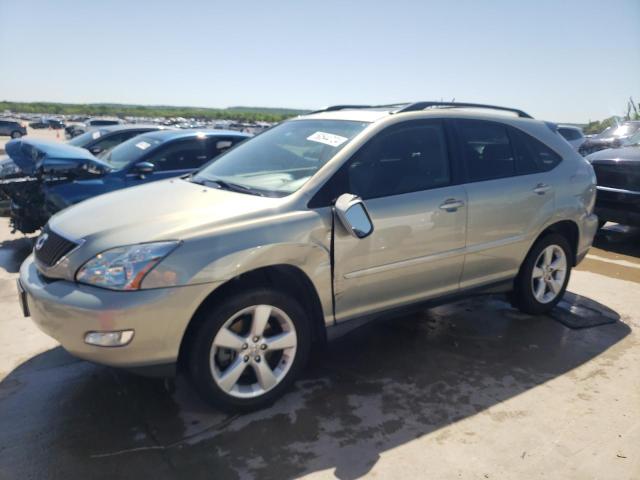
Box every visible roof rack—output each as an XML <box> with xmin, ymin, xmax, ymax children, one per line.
<box><xmin>307</xmin><ymin>103</ymin><xmax>409</xmax><ymax>115</ymax></box>
<box><xmin>394</xmin><ymin>102</ymin><xmax>532</xmax><ymax>118</ymax></box>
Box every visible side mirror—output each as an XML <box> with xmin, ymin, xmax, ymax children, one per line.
<box><xmin>133</xmin><ymin>161</ymin><xmax>155</xmax><ymax>175</ymax></box>
<box><xmin>89</xmin><ymin>146</ymin><xmax>103</xmax><ymax>155</ymax></box>
<box><xmin>334</xmin><ymin>193</ymin><xmax>374</xmax><ymax>239</ymax></box>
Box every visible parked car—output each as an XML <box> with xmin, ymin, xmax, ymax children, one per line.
<box><xmin>67</xmin><ymin>124</ymin><xmax>172</xmax><ymax>156</ymax></box>
<box><xmin>0</xmin><ymin>119</ymin><xmax>27</xmax><ymax>138</ymax></box>
<box><xmin>65</xmin><ymin>118</ymin><xmax>125</xmax><ymax>139</ymax></box>
<box><xmin>29</xmin><ymin>118</ymin><xmax>65</xmax><ymax>129</ymax></box>
<box><xmin>557</xmin><ymin>125</ymin><xmax>585</xmax><ymax>151</ymax></box>
<box><xmin>16</xmin><ymin>102</ymin><xmax>598</xmax><ymax>411</ymax></box>
<box><xmin>0</xmin><ymin>130</ymin><xmax>248</xmax><ymax>233</ymax></box>
<box><xmin>579</xmin><ymin>121</ymin><xmax>640</xmax><ymax>156</ymax></box>
<box><xmin>586</xmin><ymin>130</ymin><xmax>640</xmax><ymax>228</ymax></box>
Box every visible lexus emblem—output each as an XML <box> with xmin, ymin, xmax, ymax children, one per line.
<box><xmin>35</xmin><ymin>233</ymin><xmax>49</xmax><ymax>251</ymax></box>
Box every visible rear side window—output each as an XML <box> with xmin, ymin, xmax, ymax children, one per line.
<box><xmin>207</xmin><ymin>136</ymin><xmax>245</xmax><ymax>158</ymax></box>
<box><xmin>510</xmin><ymin>128</ymin><xmax>562</xmax><ymax>173</ymax></box>
<box><xmin>457</xmin><ymin>120</ymin><xmax>515</xmax><ymax>182</ymax></box>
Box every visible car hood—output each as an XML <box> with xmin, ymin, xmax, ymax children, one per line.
<box><xmin>587</xmin><ymin>146</ymin><xmax>640</xmax><ymax>163</ymax></box>
<box><xmin>49</xmin><ymin>178</ymin><xmax>284</xmax><ymax>245</ymax></box>
<box><xmin>4</xmin><ymin>138</ymin><xmax>111</xmax><ymax>176</ymax></box>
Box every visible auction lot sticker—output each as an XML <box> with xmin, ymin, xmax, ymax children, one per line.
<box><xmin>307</xmin><ymin>131</ymin><xmax>348</xmax><ymax>147</ymax></box>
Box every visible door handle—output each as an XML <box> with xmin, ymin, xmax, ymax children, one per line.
<box><xmin>533</xmin><ymin>183</ymin><xmax>551</xmax><ymax>195</ymax></box>
<box><xmin>439</xmin><ymin>198</ymin><xmax>465</xmax><ymax>211</ymax></box>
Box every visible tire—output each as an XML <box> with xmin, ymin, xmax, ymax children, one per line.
<box><xmin>513</xmin><ymin>233</ymin><xmax>572</xmax><ymax>315</ymax></box>
<box><xmin>10</xmin><ymin>131</ymin><xmax>22</xmax><ymax>139</ymax></box>
<box><xmin>187</xmin><ymin>288</ymin><xmax>311</xmax><ymax>411</ymax></box>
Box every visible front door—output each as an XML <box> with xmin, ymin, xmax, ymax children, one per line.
<box><xmin>330</xmin><ymin>120</ymin><xmax>467</xmax><ymax>322</ymax></box>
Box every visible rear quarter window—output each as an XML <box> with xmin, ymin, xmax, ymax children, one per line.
<box><xmin>510</xmin><ymin>128</ymin><xmax>562</xmax><ymax>173</ymax></box>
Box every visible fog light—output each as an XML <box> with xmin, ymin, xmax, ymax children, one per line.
<box><xmin>84</xmin><ymin>330</ymin><xmax>134</xmax><ymax>347</ymax></box>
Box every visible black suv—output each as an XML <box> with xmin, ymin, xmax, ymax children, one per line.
<box><xmin>587</xmin><ymin>130</ymin><xmax>640</xmax><ymax>227</ymax></box>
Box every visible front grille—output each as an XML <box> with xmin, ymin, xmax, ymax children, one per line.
<box><xmin>34</xmin><ymin>226</ymin><xmax>78</xmax><ymax>267</ymax></box>
<box><xmin>593</xmin><ymin>162</ymin><xmax>640</xmax><ymax>191</ymax></box>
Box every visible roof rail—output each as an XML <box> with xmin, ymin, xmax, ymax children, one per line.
<box><xmin>307</xmin><ymin>103</ymin><xmax>409</xmax><ymax>115</ymax></box>
<box><xmin>394</xmin><ymin>102</ymin><xmax>533</xmax><ymax>119</ymax></box>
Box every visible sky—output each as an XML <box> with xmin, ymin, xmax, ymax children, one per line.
<box><xmin>0</xmin><ymin>0</ymin><xmax>638</xmax><ymax>123</ymax></box>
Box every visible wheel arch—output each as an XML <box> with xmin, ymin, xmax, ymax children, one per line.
<box><xmin>527</xmin><ymin>220</ymin><xmax>579</xmax><ymax>267</ymax></box>
<box><xmin>177</xmin><ymin>264</ymin><xmax>327</xmax><ymax>368</ymax></box>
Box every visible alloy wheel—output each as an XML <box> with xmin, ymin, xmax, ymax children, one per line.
<box><xmin>209</xmin><ymin>304</ymin><xmax>298</xmax><ymax>398</ymax></box>
<box><xmin>531</xmin><ymin>245</ymin><xmax>567</xmax><ymax>304</ymax></box>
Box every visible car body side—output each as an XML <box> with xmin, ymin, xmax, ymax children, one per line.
<box><xmin>20</xmin><ymin>110</ymin><xmax>598</xmax><ymax>371</ymax></box>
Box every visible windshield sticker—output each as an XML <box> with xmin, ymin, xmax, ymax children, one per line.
<box><xmin>307</xmin><ymin>131</ymin><xmax>348</xmax><ymax>148</ymax></box>
<box><xmin>91</xmin><ymin>131</ymin><xmax>101</xmax><ymax>139</ymax></box>
<box><xmin>135</xmin><ymin>141</ymin><xmax>151</xmax><ymax>150</ymax></box>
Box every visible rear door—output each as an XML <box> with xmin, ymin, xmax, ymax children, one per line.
<box><xmin>455</xmin><ymin>119</ymin><xmax>560</xmax><ymax>288</ymax></box>
<box><xmin>328</xmin><ymin>120</ymin><xmax>467</xmax><ymax>322</ymax></box>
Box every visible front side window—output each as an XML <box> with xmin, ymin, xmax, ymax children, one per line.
<box><xmin>193</xmin><ymin>120</ymin><xmax>369</xmax><ymax>196</ymax></box>
<box><xmin>345</xmin><ymin>122</ymin><xmax>450</xmax><ymax>200</ymax></box>
<box><xmin>457</xmin><ymin>120</ymin><xmax>515</xmax><ymax>182</ymax></box>
<box><xmin>144</xmin><ymin>139</ymin><xmax>210</xmax><ymax>171</ymax></box>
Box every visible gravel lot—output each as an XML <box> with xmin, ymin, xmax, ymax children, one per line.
<box><xmin>0</xmin><ymin>177</ymin><xmax>639</xmax><ymax>477</ymax></box>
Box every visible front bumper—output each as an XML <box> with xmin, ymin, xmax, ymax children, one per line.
<box><xmin>595</xmin><ymin>186</ymin><xmax>640</xmax><ymax>227</ymax></box>
<box><xmin>19</xmin><ymin>254</ymin><xmax>216</xmax><ymax>369</ymax></box>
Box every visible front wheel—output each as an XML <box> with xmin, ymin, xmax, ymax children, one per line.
<box><xmin>513</xmin><ymin>234</ymin><xmax>572</xmax><ymax>315</ymax></box>
<box><xmin>187</xmin><ymin>289</ymin><xmax>311</xmax><ymax>411</ymax></box>
<box><xmin>10</xmin><ymin>131</ymin><xmax>22</xmax><ymax>139</ymax></box>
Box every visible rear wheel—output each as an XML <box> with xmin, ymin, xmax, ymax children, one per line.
<box><xmin>513</xmin><ymin>234</ymin><xmax>572</xmax><ymax>315</ymax></box>
<box><xmin>10</xmin><ymin>131</ymin><xmax>22</xmax><ymax>139</ymax></box>
<box><xmin>187</xmin><ymin>288</ymin><xmax>311</xmax><ymax>411</ymax></box>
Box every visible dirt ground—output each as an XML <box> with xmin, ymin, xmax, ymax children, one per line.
<box><xmin>0</xmin><ymin>124</ymin><xmax>63</xmax><ymax>154</ymax></box>
<box><xmin>0</xmin><ymin>216</ymin><xmax>639</xmax><ymax>477</ymax></box>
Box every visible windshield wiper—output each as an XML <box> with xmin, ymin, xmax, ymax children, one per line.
<box><xmin>190</xmin><ymin>176</ymin><xmax>265</xmax><ymax>196</ymax></box>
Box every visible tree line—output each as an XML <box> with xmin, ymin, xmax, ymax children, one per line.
<box><xmin>0</xmin><ymin>101</ymin><xmax>309</xmax><ymax>123</ymax></box>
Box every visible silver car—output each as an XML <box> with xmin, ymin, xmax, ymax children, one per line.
<box><xmin>18</xmin><ymin>102</ymin><xmax>599</xmax><ymax>410</ymax></box>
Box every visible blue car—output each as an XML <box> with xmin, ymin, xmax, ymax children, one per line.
<box><xmin>0</xmin><ymin>129</ymin><xmax>249</xmax><ymax>233</ymax></box>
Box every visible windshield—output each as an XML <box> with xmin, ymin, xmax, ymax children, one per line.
<box><xmin>599</xmin><ymin>123</ymin><xmax>640</xmax><ymax>138</ymax></box>
<box><xmin>192</xmin><ymin>119</ymin><xmax>369</xmax><ymax>196</ymax></box>
<box><xmin>624</xmin><ymin>130</ymin><xmax>640</xmax><ymax>146</ymax></box>
<box><xmin>67</xmin><ymin>129</ymin><xmax>108</xmax><ymax>147</ymax></box>
<box><xmin>100</xmin><ymin>135</ymin><xmax>162</xmax><ymax>168</ymax></box>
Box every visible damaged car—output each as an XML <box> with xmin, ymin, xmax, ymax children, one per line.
<box><xmin>0</xmin><ymin>129</ymin><xmax>249</xmax><ymax>234</ymax></box>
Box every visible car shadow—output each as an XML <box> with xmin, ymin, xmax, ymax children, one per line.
<box><xmin>0</xmin><ymin>293</ymin><xmax>630</xmax><ymax>479</ymax></box>
<box><xmin>594</xmin><ymin>224</ymin><xmax>640</xmax><ymax>258</ymax></box>
<box><xmin>0</xmin><ymin>235</ymin><xmax>33</xmax><ymax>274</ymax></box>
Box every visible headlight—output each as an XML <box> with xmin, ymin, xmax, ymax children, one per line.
<box><xmin>76</xmin><ymin>241</ymin><xmax>179</xmax><ymax>290</ymax></box>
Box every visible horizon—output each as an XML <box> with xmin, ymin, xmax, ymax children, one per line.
<box><xmin>1</xmin><ymin>0</ymin><xmax>639</xmax><ymax>124</ymax></box>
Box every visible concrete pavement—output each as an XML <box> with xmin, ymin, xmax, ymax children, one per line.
<box><xmin>0</xmin><ymin>218</ymin><xmax>638</xmax><ymax>480</ymax></box>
